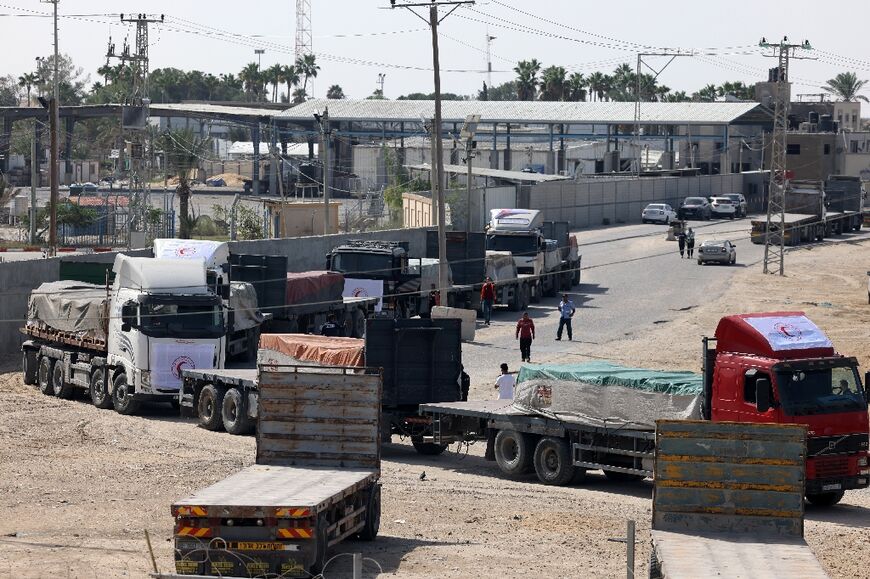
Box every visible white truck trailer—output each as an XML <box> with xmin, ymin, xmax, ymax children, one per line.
<box><xmin>22</xmin><ymin>254</ymin><xmax>226</xmax><ymax>415</ymax></box>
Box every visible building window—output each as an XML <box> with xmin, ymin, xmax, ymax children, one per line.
<box><xmin>824</xmin><ymin>144</ymin><xmax>831</xmax><ymax>155</ymax></box>
<box><xmin>851</xmin><ymin>141</ymin><xmax>859</xmax><ymax>153</ymax></box>
<box><xmin>786</xmin><ymin>144</ymin><xmax>801</xmax><ymax>155</ymax></box>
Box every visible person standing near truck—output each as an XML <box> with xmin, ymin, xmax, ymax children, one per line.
<box><xmin>686</xmin><ymin>228</ymin><xmax>696</xmax><ymax>259</ymax></box>
<box><xmin>677</xmin><ymin>230</ymin><xmax>687</xmax><ymax>258</ymax></box>
<box><xmin>516</xmin><ymin>312</ymin><xmax>535</xmax><ymax>363</ymax></box>
<box><xmin>480</xmin><ymin>276</ymin><xmax>496</xmax><ymax>325</ymax></box>
<box><xmin>494</xmin><ymin>363</ymin><xmax>516</xmax><ymax>400</ymax></box>
<box><xmin>556</xmin><ymin>294</ymin><xmax>576</xmax><ymax>341</ymax></box>
<box><xmin>319</xmin><ymin>314</ymin><xmax>342</xmax><ymax>337</ymax></box>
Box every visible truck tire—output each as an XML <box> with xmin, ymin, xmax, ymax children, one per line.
<box><xmin>89</xmin><ymin>368</ymin><xmax>114</xmax><ymax>409</ymax></box>
<box><xmin>533</xmin><ymin>437</ymin><xmax>575</xmax><ymax>486</ymax></box>
<box><xmin>411</xmin><ymin>439</ymin><xmax>449</xmax><ymax>455</ymax></box>
<box><xmin>572</xmin><ymin>264</ymin><xmax>581</xmax><ymax>287</ymax></box>
<box><xmin>649</xmin><ymin>548</ymin><xmax>663</xmax><ymax>579</ymax></box>
<box><xmin>197</xmin><ymin>384</ymin><xmax>225</xmax><ymax>431</ymax></box>
<box><xmin>52</xmin><ymin>360</ymin><xmax>75</xmax><ymax>399</ymax></box>
<box><xmin>351</xmin><ymin>308</ymin><xmax>366</xmax><ymax>338</ymax></box>
<box><xmin>806</xmin><ymin>491</ymin><xmax>844</xmax><ymax>507</ymax></box>
<box><xmin>494</xmin><ymin>430</ymin><xmax>534</xmax><ymax>477</ymax></box>
<box><xmin>311</xmin><ymin>515</ymin><xmax>329</xmax><ymax>575</ymax></box>
<box><xmin>112</xmin><ymin>373</ymin><xmax>140</xmax><ymax>415</ymax></box>
<box><xmin>358</xmin><ymin>485</ymin><xmax>381</xmax><ymax>541</ymax></box>
<box><xmin>544</xmin><ymin>276</ymin><xmax>557</xmax><ymax>298</ymax></box>
<box><xmin>22</xmin><ymin>349</ymin><xmax>38</xmax><ymax>386</ymax></box>
<box><xmin>37</xmin><ymin>356</ymin><xmax>55</xmax><ymax>396</ymax></box>
<box><xmin>222</xmin><ymin>387</ymin><xmax>253</xmax><ymax>435</ymax></box>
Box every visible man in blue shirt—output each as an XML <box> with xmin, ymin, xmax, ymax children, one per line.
<box><xmin>555</xmin><ymin>294</ymin><xmax>576</xmax><ymax>341</ymax></box>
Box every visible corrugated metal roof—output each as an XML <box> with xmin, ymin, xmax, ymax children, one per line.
<box><xmin>405</xmin><ymin>163</ymin><xmax>570</xmax><ymax>183</ymax></box>
<box><xmin>280</xmin><ymin>99</ymin><xmax>765</xmax><ymax>125</ymax></box>
<box><xmin>150</xmin><ymin>103</ymin><xmax>275</xmax><ymax>120</ymax></box>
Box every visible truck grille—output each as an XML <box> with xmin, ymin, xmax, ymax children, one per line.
<box><xmin>808</xmin><ymin>433</ymin><xmax>869</xmax><ymax>456</ymax></box>
<box><xmin>813</xmin><ymin>456</ymin><xmax>850</xmax><ymax>478</ymax></box>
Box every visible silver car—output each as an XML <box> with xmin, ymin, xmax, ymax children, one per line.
<box><xmin>697</xmin><ymin>240</ymin><xmax>736</xmax><ymax>265</ymax></box>
<box><xmin>641</xmin><ymin>203</ymin><xmax>677</xmax><ymax>224</ymax></box>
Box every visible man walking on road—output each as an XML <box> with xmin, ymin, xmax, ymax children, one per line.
<box><xmin>556</xmin><ymin>294</ymin><xmax>576</xmax><ymax>341</ymax></box>
<box><xmin>677</xmin><ymin>229</ymin><xmax>686</xmax><ymax>258</ymax></box>
<box><xmin>480</xmin><ymin>276</ymin><xmax>495</xmax><ymax>325</ymax></box>
<box><xmin>686</xmin><ymin>228</ymin><xmax>696</xmax><ymax>259</ymax></box>
<box><xmin>516</xmin><ymin>311</ymin><xmax>535</xmax><ymax>363</ymax></box>
<box><xmin>494</xmin><ymin>363</ymin><xmax>516</xmax><ymax>400</ymax></box>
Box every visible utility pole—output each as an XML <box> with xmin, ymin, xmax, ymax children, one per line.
<box><xmin>633</xmin><ymin>51</ymin><xmax>692</xmax><ymax>176</ymax></box>
<box><xmin>390</xmin><ymin>0</ymin><xmax>475</xmax><ymax>295</ymax></box>
<box><xmin>314</xmin><ymin>108</ymin><xmax>331</xmax><ymax>234</ymax></box>
<box><xmin>30</xmin><ymin>128</ymin><xmax>38</xmax><ymax>244</ymax></box>
<box><xmin>40</xmin><ymin>0</ymin><xmax>60</xmax><ymax>255</ymax></box>
<box><xmin>759</xmin><ymin>36</ymin><xmax>813</xmax><ymax>275</ymax></box>
<box><xmin>485</xmin><ymin>31</ymin><xmax>495</xmax><ymax>90</ymax></box>
<box><xmin>461</xmin><ymin>115</ymin><xmax>480</xmax><ymax>231</ymax></box>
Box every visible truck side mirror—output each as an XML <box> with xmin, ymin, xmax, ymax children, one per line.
<box><xmin>220</xmin><ymin>283</ymin><xmax>231</xmax><ymax>300</ymax></box>
<box><xmin>756</xmin><ymin>377</ymin><xmax>772</xmax><ymax>413</ymax></box>
<box><xmin>121</xmin><ymin>303</ymin><xmax>136</xmax><ymax>332</ymax></box>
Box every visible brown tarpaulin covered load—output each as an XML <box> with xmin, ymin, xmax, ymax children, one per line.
<box><xmin>286</xmin><ymin>271</ymin><xmax>344</xmax><ymax>307</ymax></box>
<box><xmin>259</xmin><ymin>334</ymin><xmax>365</xmax><ymax>368</ymax></box>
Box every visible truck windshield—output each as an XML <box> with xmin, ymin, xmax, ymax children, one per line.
<box><xmin>776</xmin><ymin>365</ymin><xmax>868</xmax><ymax>416</ymax></box>
<box><xmin>139</xmin><ymin>298</ymin><xmax>224</xmax><ymax>339</ymax></box>
<box><xmin>332</xmin><ymin>252</ymin><xmax>394</xmax><ymax>278</ymax></box>
<box><xmin>486</xmin><ymin>234</ymin><xmax>537</xmax><ymax>256</ymax></box>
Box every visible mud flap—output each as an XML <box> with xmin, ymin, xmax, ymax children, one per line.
<box><xmin>485</xmin><ymin>428</ymin><xmax>496</xmax><ymax>461</ymax></box>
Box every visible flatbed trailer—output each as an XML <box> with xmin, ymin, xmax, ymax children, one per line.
<box><xmin>168</xmin><ymin>365</ymin><xmax>382</xmax><ymax>578</ymax></box>
<box><xmin>419</xmin><ymin>400</ymin><xmax>654</xmax><ymax>485</ymax></box>
<box><xmin>750</xmin><ymin>212</ymin><xmax>826</xmax><ymax>245</ymax></box>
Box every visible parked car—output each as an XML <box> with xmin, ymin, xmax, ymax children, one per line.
<box><xmin>723</xmin><ymin>193</ymin><xmax>748</xmax><ymax>217</ymax></box>
<box><xmin>709</xmin><ymin>197</ymin><xmax>737</xmax><ymax>219</ymax></box>
<box><xmin>678</xmin><ymin>197</ymin><xmax>712</xmax><ymax>220</ymax></box>
<box><xmin>697</xmin><ymin>239</ymin><xmax>736</xmax><ymax>265</ymax></box>
<box><xmin>641</xmin><ymin>203</ymin><xmax>677</xmax><ymax>224</ymax></box>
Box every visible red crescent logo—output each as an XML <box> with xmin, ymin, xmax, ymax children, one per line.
<box><xmin>773</xmin><ymin>322</ymin><xmax>802</xmax><ymax>341</ymax></box>
<box><xmin>171</xmin><ymin>355</ymin><xmax>195</xmax><ymax>379</ymax></box>
<box><xmin>175</xmin><ymin>246</ymin><xmax>197</xmax><ymax>257</ymax></box>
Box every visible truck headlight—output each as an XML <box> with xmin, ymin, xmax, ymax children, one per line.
<box><xmin>860</xmin><ymin>469</ymin><xmax>870</xmax><ymax>476</ymax></box>
<box><xmin>858</xmin><ymin>456</ymin><xmax>868</xmax><ymax>467</ymax></box>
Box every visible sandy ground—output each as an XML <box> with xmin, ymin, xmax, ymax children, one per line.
<box><xmin>1</xmin><ymin>237</ymin><xmax>869</xmax><ymax>578</ymax></box>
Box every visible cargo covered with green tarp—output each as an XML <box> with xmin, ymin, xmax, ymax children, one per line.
<box><xmin>514</xmin><ymin>361</ymin><xmax>702</xmax><ymax>430</ymax></box>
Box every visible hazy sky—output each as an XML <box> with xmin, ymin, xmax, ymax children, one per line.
<box><xmin>2</xmin><ymin>0</ymin><xmax>869</xmax><ymax>104</ymax></box>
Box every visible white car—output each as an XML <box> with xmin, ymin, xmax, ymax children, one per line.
<box><xmin>641</xmin><ymin>203</ymin><xmax>677</xmax><ymax>224</ymax></box>
<box><xmin>723</xmin><ymin>193</ymin><xmax>748</xmax><ymax>217</ymax></box>
<box><xmin>709</xmin><ymin>197</ymin><xmax>737</xmax><ymax>219</ymax></box>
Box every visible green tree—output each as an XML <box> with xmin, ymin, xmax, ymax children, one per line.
<box><xmin>160</xmin><ymin>129</ymin><xmax>212</xmax><ymax>239</ymax></box>
<box><xmin>717</xmin><ymin>81</ymin><xmax>753</xmax><ymax>100</ymax></box>
<box><xmin>266</xmin><ymin>64</ymin><xmax>283</xmax><ymax>103</ymax></box>
<box><xmin>513</xmin><ymin>59</ymin><xmax>541</xmax><ymax>101</ymax></box>
<box><xmin>17</xmin><ymin>73</ymin><xmax>39</xmax><ymax>106</ymax></box>
<box><xmin>326</xmin><ymin>84</ymin><xmax>346</xmax><ymax>99</ymax></box>
<box><xmin>35</xmin><ymin>53</ymin><xmax>88</xmax><ymax>105</ymax></box>
<box><xmin>566</xmin><ymin>72</ymin><xmax>587</xmax><ymax>102</ymax></box>
<box><xmin>367</xmin><ymin>89</ymin><xmax>385</xmax><ymax>100</ymax></box>
<box><xmin>586</xmin><ymin>72</ymin><xmax>606</xmax><ymax>102</ymax></box>
<box><xmin>279</xmin><ymin>65</ymin><xmax>300</xmax><ymax>103</ymax></box>
<box><xmin>822</xmin><ymin>72</ymin><xmax>869</xmax><ymax>102</ymax></box>
<box><xmin>0</xmin><ymin>76</ymin><xmax>19</xmax><ymax>106</ymax></box>
<box><xmin>478</xmin><ymin>80</ymin><xmax>516</xmax><ymax>101</ymax></box>
<box><xmin>693</xmin><ymin>84</ymin><xmax>718</xmax><ymax>102</ymax></box>
<box><xmin>239</xmin><ymin>62</ymin><xmax>263</xmax><ymax>101</ymax></box>
<box><xmin>295</xmin><ymin>53</ymin><xmax>320</xmax><ymax>97</ymax></box>
<box><xmin>540</xmin><ymin>66</ymin><xmax>567</xmax><ymax>101</ymax></box>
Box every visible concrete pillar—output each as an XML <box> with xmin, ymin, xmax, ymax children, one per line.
<box><xmin>269</xmin><ymin>122</ymin><xmax>278</xmax><ymax>196</ymax></box>
<box><xmin>559</xmin><ymin>124</ymin><xmax>565</xmax><ymax>175</ymax></box>
<box><xmin>64</xmin><ymin>117</ymin><xmax>75</xmax><ymax>179</ymax></box>
<box><xmin>0</xmin><ymin>116</ymin><xmax>11</xmax><ymax>174</ymax></box>
<box><xmin>34</xmin><ymin>122</ymin><xmax>43</xmax><ymax>187</ymax></box>
<box><xmin>252</xmin><ymin>123</ymin><xmax>260</xmax><ymax>195</ymax></box>
<box><xmin>720</xmin><ymin>125</ymin><xmax>731</xmax><ymax>174</ymax></box>
<box><xmin>504</xmin><ymin>124</ymin><xmax>511</xmax><ymax>171</ymax></box>
<box><xmin>490</xmin><ymin>123</ymin><xmax>498</xmax><ymax>170</ymax></box>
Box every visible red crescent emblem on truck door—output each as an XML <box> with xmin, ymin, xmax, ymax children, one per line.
<box><xmin>171</xmin><ymin>355</ymin><xmax>195</xmax><ymax>378</ymax></box>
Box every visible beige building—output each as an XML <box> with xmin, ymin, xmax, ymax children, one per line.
<box><xmin>263</xmin><ymin>200</ymin><xmax>340</xmax><ymax>237</ymax></box>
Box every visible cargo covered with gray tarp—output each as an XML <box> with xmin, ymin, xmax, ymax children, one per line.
<box><xmin>27</xmin><ymin>281</ymin><xmax>109</xmax><ymax>342</ymax></box>
<box><xmin>229</xmin><ymin>281</ymin><xmax>263</xmax><ymax>331</ymax></box>
<box><xmin>513</xmin><ymin>361</ymin><xmax>702</xmax><ymax>430</ymax></box>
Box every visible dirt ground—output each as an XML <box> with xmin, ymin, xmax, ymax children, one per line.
<box><xmin>1</xmin><ymin>238</ymin><xmax>869</xmax><ymax>578</ymax></box>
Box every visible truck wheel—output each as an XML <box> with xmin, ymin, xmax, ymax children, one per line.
<box><xmin>533</xmin><ymin>437</ymin><xmax>575</xmax><ymax>486</ymax></box>
<box><xmin>112</xmin><ymin>373</ymin><xmax>140</xmax><ymax>415</ymax></box>
<box><xmin>544</xmin><ymin>276</ymin><xmax>557</xmax><ymax>298</ymax></box>
<box><xmin>22</xmin><ymin>349</ymin><xmax>38</xmax><ymax>386</ymax></box>
<box><xmin>89</xmin><ymin>368</ymin><xmax>114</xmax><ymax>409</ymax></box>
<box><xmin>222</xmin><ymin>387</ymin><xmax>253</xmax><ymax>435</ymax></box>
<box><xmin>311</xmin><ymin>515</ymin><xmax>329</xmax><ymax>575</ymax></box>
<box><xmin>351</xmin><ymin>308</ymin><xmax>366</xmax><ymax>338</ymax></box>
<box><xmin>649</xmin><ymin>549</ymin><xmax>663</xmax><ymax>579</ymax></box>
<box><xmin>412</xmin><ymin>439</ymin><xmax>449</xmax><ymax>455</ymax></box>
<box><xmin>37</xmin><ymin>356</ymin><xmax>55</xmax><ymax>395</ymax></box>
<box><xmin>604</xmin><ymin>470</ymin><xmax>645</xmax><ymax>483</ymax></box>
<box><xmin>494</xmin><ymin>430</ymin><xmax>534</xmax><ymax>477</ymax></box>
<box><xmin>52</xmin><ymin>361</ymin><xmax>74</xmax><ymax>399</ymax></box>
<box><xmin>358</xmin><ymin>485</ymin><xmax>381</xmax><ymax>541</ymax></box>
<box><xmin>197</xmin><ymin>384</ymin><xmax>225</xmax><ymax>431</ymax></box>
<box><xmin>572</xmin><ymin>265</ymin><xmax>581</xmax><ymax>286</ymax></box>
<box><xmin>806</xmin><ymin>491</ymin><xmax>844</xmax><ymax>507</ymax></box>
<box><xmin>508</xmin><ymin>290</ymin><xmax>521</xmax><ymax>312</ymax></box>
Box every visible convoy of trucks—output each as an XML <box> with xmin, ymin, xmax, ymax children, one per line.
<box><xmin>417</xmin><ymin>312</ymin><xmax>869</xmax><ymax>506</ymax></box>
<box><xmin>750</xmin><ymin>177</ymin><xmax>864</xmax><ymax>246</ymax></box>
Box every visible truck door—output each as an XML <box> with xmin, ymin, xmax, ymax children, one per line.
<box><xmin>733</xmin><ymin>368</ymin><xmax>778</xmax><ymax>424</ymax></box>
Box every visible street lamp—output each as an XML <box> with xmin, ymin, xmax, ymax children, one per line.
<box><xmin>254</xmin><ymin>49</ymin><xmax>265</xmax><ymax>70</ymax></box>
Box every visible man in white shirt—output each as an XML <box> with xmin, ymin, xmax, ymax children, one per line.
<box><xmin>494</xmin><ymin>363</ymin><xmax>516</xmax><ymax>400</ymax></box>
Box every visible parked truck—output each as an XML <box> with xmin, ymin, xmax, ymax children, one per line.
<box><xmin>181</xmin><ymin>318</ymin><xmax>464</xmax><ymax>447</ymax></box>
<box><xmin>649</xmin><ymin>420</ymin><xmax>828</xmax><ymax>579</ymax></box>
<box><xmin>486</xmin><ymin>209</ymin><xmax>580</xmax><ymax>301</ymax></box>
<box><xmin>417</xmin><ymin>312</ymin><xmax>869</xmax><ymax>505</ymax></box>
<box><xmin>169</xmin><ymin>365</ymin><xmax>382</xmax><ymax>577</ymax></box>
<box><xmin>824</xmin><ymin>174</ymin><xmax>864</xmax><ymax>233</ymax></box>
<box><xmin>22</xmin><ymin>254</ymin><xmax>226</xmax><ymax>415</ymax></box>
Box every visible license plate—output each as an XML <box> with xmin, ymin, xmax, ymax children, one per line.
<box><xmin>822</xmin><ymin>483</ymin><xmax>842</xmax><ymax>491</ymax></box>
<box><xmin>229</xmin><ymin>541</ymin><xmax>293</xmax><ymax>551</ymax></box>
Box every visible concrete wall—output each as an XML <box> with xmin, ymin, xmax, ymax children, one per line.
<box><xmin>0</xmin><ymin>229</ymin><xmax>432</xmax><ymax>356</ymax></box>
<box><xmin>527</xmin><ymin>174</ymin><xmax>747</xmax><ymax>227</ymax></box>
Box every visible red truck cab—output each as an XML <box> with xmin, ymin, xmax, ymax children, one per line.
<box><xmin>702</xmin><ymin>312</ymin><xmax>870</xmax><ymax>506</ymax></box>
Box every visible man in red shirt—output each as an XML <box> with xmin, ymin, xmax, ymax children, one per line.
<box><xmin>480</xmin><ymin>276</ymin><xmax>496</xmax><ymax>325</ymax></box>
<box><xmin>515</xmin><ymin>312</ymin><xmax>535</xmax><ymax>363</ymax></box>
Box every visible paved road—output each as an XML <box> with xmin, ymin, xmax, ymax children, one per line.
<box><xmin>462</xmin><ymin>216</ymin><xmax>870</xmax><ymax>387</ymax></box>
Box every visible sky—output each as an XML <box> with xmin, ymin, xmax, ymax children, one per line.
<box><xmin>2</xmin><ymin>0</ymin><xmax>869</xmax><ymax>104</ymax></box>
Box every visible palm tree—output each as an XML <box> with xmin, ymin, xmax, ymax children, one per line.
<box><xmin>17</xmin><ymin>73</ymin><xmax>38</xmax><ymax>106</ymax></box>
<box><xmin>513</xmin><ymin>59</ymin><xmax>541</xmax><ymax>101</ymax></box>
<box><xmin>693</xmin><ymin>84</ymin><xmax>719</xmax><ymax>102</ymax></box>
<box><xmin>586</xmin><ymin>72</ymin><xmax>606</xmax><ymax>102</ymax></box>
<box><xmin>663</xmin><ymin>90</ymin><xmax>690</xmax><ymax>103</ymax></box>
<box><xmin>822</xmin><ymin>72</ymin><xmax>869</xmax><ymax>102</ymax></box>
<box><xmin>160</xmin><ymin>129</ymin><xmax>212</xmax><ymax>239</ymax></box>
<box><xmin>291</xmin><ymin>88</ymin><xmax>307</xmax><ymax>105</ymax></box>
<box><xmin>566</xmin><ymin>72</ymin><xmax>587</xmax><ymax>102</ymax></box>
<box><xmin>612</xmin><ymin>63</ymin><xmax>636</xmax><ymax>98</ymax></box>
<box><xmin>539</xmin><ymin>66</ymin><xmax>567</xmax><ymax>101</ymax></box>
<box><xmin>717</xmin><ymin>81</ymin><xmax>753</xmax><ymax>100</ymax></box>
<box><xmin>266</xmin><ymin>64</ymin><xmax>283</xmax><ymax>103</ymax></box>
<box><xmin>326</xmin><ymin>84</ymin><xmax>346</xmax><ymax>99</ymax></box>
<box><xmin>279</xmin><ymin>65</ymin><xmax>300</xmax><ymax>103</ymax></box>
<box><xmin>295</xmin><ymin>54</ymin><xmax>320</xmax><ymax>96</ymax></box>
<box><xmin>239</xmin><ymin>62</ymin><xmax>262</xmax><ymax>101</ymax></box>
